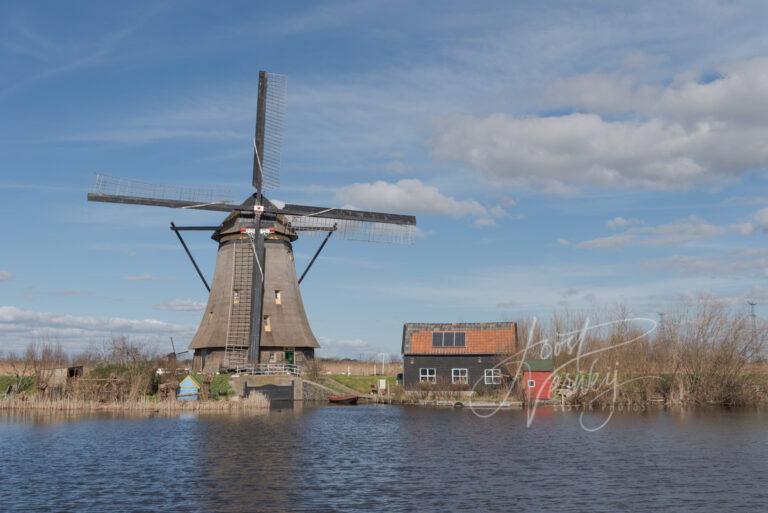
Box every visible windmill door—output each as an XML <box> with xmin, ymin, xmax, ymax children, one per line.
<box><xmin>284</xmin><ymin>350</ymin><xmax>295</xmax><ymax>365</ymax></box>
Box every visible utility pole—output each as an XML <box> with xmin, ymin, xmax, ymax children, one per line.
<box><xmin>378</xmin><ymin>352</ymin><xmax>388</xmax><ymax>375</ymax></box>
<box><xmin>656</xmin><ymin>312</ymin><xmax>665</xmax><ymax>341</ymax></box>
<box><xmin>748</xmin><ymin>301</ymin><xmax>757</xmax><ymax>344</ymax></box>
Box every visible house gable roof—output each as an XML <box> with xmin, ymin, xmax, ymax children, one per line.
<box><xmin>402</xmin><ymin>322</ymin><xmax>518</xmax><ymax>356</ymax></box>
<box><xmin>179</xmin><ymin>375</ymin><xmax>201</xmax><ymax>389</ymax></box>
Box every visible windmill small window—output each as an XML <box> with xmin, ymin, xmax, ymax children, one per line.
<box><xmin>274</xmin><ymin>290</ymin><xmax>282</xmax><ymax>305</ymax></box>
<box><xmin>263</xmin><ymin>315</ymin><xmax>272</xmax><ymax>332</ymax></box>
<box><xmin>233</xmin><ymin>290</ymin><xmax>240</xmax><ymax>305</ymax></box>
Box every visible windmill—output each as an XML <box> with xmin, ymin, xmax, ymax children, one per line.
<box><xmin>88</xmin><ymin>71</ymin><xmax>416</xmax><ymax>372</ymax></box>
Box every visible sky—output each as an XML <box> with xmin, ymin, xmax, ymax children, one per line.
<box><xmin>1</xmin><ymin>0</ymin><xmax>768</xmax><ymax>358</ymax></box>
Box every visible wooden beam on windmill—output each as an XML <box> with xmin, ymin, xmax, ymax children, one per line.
<box><xmin>247</xmin><ymin>70</ymin><xmax>286</xmax><ymax>364</ymax></box>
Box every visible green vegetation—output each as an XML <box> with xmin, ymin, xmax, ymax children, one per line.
<box><xmin>210</xmin><ymin>374</ymin><xmax>235</xmax><ymax>398</ymax></box>
<box><xmin>189</xmin><ymin>372</ymin><xmax>235</xmax><ymax>399</ymax></box>
<box><xmin>328</xmin><ymin>374</ymin><xmax>396</xmax><ymax>394</ymax></box>
<box><xmin>314</xmin><ymin>376</ymin><xmax>353</xmax><ymax>395</ymax></box>
<box><xmin>0</xmin><ymin>375</ymin><xmax>34</xmax><ymax>394</ymax></box>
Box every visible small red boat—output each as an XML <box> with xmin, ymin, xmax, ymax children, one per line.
<box><xmin>328</xmin><ymin>394</ymin><xmax>359</xmax><ymax>405</ymax></box>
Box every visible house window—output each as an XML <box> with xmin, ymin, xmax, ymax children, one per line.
<box><xmin>452</xmin><ymin>368</ymin><xmax>468</xmax><ymax>384</ymax></box>
<box><xmin>263</xmin><ymin>315</ymin><xmax>272</xmax><ymax>332</ymax></box>
<box><xmin>528</xmin><ymin>379</ymin><xmax>536</xmax><ymax>388</ymax></box>
<box><xmin>484</xmin><ymin>368</ymin><xmax>502</xmax><ymax>385</ymax></box>
<box><xmin>274</xmin><ymin>290</ymin><xmax>282</xmax><ymax>305</ymax></box>
<box><xmin>432</xmin><ymin>331</ymin><xmax>466</xmax><ymax>347</ymax></box>
<box><xmin>419</xmin><ymin>368</ymin><xmax>436</xmax><ymax>383</ymax></box>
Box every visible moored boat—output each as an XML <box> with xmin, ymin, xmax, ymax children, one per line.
<box><xmin>328</xmin><ymin>394</ymin><xmax>359</xmax><ymax>405</ymax></box>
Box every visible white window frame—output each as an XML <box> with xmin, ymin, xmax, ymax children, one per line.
<box><xmin>527</xmin><ymin>379</ymin><xmax>536</xmax><ymax>388</ymax></box>
<box><xmin>419</xmin><ymin>368</ymin><xmax>436</xmax><ymax>383</ymax></box>
<box><xmin>484</xmin><ymin>368</ymin><xmax>502</xmax><ymax>385</ymax></box>
<box><xmin>451</xmin><ymin>368</ymin><xmax>468</xmax><ymax>384</ymax></box>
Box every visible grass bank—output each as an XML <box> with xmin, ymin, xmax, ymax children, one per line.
<box><xmin>327</xmin><ymin>374</ymin><xmax>396</xmax><ymax>394</ymax></box>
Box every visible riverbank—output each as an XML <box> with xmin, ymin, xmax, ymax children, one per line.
<box><xmin>0</xmin><ymin>394</ymin><xmax>270</xmax><ymax>413</ymax></box>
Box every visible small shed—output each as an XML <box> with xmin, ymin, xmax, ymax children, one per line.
<box><xmin>177</xmin><ymin>375</ymin><xmax>201</xmax><ymax>401</ymax></box>
<box><xmin>522</xmin><ymin>359</ymin><xmax>554</xmax><ymax>400</ymax></box>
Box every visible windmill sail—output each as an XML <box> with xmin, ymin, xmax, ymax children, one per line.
<box><xmin>287</xmin><ymin>215</ymin><xmax>416</xmax><ymax>244</ymax></box>
<box><xmin>253</xmin><ymin>71</ymin><xmax>286</xmax><ymax>192</ymax></box>
<box><xmin>88</xmin><ymin>174</ymin><xmax>237</xmax><ymax>211</ymax></box>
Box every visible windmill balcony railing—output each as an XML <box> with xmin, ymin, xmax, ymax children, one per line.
<box><xmin>233</xmin><ymin>363</ymin><xmax>301</xmax><ymax>377</ymax></box>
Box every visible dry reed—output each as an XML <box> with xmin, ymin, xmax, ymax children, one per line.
<box><xmin>0</xmin><ymin>393</ymin><xmax>270</xmax><ymax>413</ymax></box>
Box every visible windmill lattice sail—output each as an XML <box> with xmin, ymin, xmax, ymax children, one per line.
<box><xmin>259</xmin><ymin>72</ymin><xmax>286</xmax><ymax>191</ymax></box>
<box><xmin>289</xmin><ymin>215</ymin><xmax>416</xmax><ymax>244</ymax></box>
<box><xmin>90</xmin><ymin>174</ymin><xmax>233</xmax><ymax>207</ymax></box>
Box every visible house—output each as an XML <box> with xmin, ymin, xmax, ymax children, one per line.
<box><xmin>177</xmin><ymin>375</ymin><xmax>201</xmax><ymax>401</ymax></box>
<box><xmin>401</xmin><ymin>322</ymin><xmax>518</xmax><ymax>390</ymax></box>
<box><xmin>521</xmin><ymin>359</ymin><xmax>554</xmax><ymax>400</ymax></box>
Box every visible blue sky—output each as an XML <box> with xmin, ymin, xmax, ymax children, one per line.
<box><xmin>2</xmin><ymin>0</ymin><xmax>768</xmax><ymax>358</ymax></box>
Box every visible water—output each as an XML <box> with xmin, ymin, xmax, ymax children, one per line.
<box><xmin>1</xmin><ymin>405</ymin><xmax>766</xmax><ymax>512</ymax></box>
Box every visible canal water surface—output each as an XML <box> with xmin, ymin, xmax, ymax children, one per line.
<box><xmin>1</xmin><ymin>405</ymin><xmax>766</xmax><ymax>512</ymax></box>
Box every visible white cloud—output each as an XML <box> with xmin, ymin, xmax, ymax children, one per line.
<box><xmin>433</xmin><ymin>57</ymin><xmax>768</xmax><ymax>193</ymax></box>
<box><xmin>576</xmin><ymin>234</ymin><xmax>636</xmax><ymax>249</ymax></box>
<box><xmin>349</xmin><ymin>261</ymin><xmax>754</xmax><ymax>315</ymax></box>
<box><xmin>576</xmin><ymin>215</ymin><xmax>724</xmax><ymax>249</ymax></box>
<box><xmin>0</xmin><ymin>305</ymin><xmax>194</xmax><ymax>351</ymax></box>
<box><xmin>733</xmin><ymin>222</ymin><xmax>755</xmax><ymax>236</ymax></box>
<box><xmin>0</xmin><ymin>271</ymin><xmax>13</xmax><ymax>282</ymax></box>
<box><xmin>154</xmin><ymin>299</ymin><xmax>206</xmax><ymax>312</ymax></box>
<box><xmin>729</xmin><ymin>207</ymin><xmax>768</xmax><ymax>236</ymax></box>
<box><xmin>646</xmin><ymin>248</ymin><xmax>768</xmax><ymax>278</ymax></box>
<box><xmin>335</xmin><ymin>178</ymin><xmax>505</xmax><ymax>226</ymax></box>
<box><xmin>754</xmin><ymin>208</ymin><xmax>768</xmax><ymax>230</ymax></box>
<box><xmin>606</xmin><ymin>217</ymin><xmax>643</xmax><ymax>230</ymax></box>
<box><xmin>634</xmin><ymin>216</ymin><xmax>725</xmax><ymax>245</ymax></box>
<box><xmin>316</xmin><ymin>336</ymin><xmax>378</xmax><ymax>358</ymax></box>
<box><xmin>738</xmin><ymin>207</ymin><xmax>768</xmax><ymax>235</ymax></box>
<box><xmin>126</xmin><ymin>273</ymin><xmax>156</xmax><ymax>282</ymax></box>
<box><xmin>0</xmin><ymin>14</ymin><xmax>144</xmax><ymax>96</ymax></box>
<box><xmin>550</xmin><ymin>58</ymin><xmax>768</xmax><ymax>127</ymax></box>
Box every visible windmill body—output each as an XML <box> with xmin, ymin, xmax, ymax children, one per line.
<box><xmin>87</xmin><ymin>71</ymin><xmax>416</xmax><ymax>373</ymax></box>
<box><xmin>189</xmin><ymin>213</ymin><xmax>318</xmax><ymax>372</ymax></box>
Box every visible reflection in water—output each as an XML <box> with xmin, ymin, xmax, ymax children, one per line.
<box><xmin>1</xmin><ymin>405</ymin><xmax>767</xmax><ymax>512</ymax></box>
